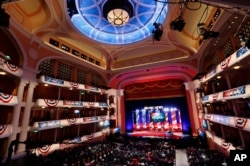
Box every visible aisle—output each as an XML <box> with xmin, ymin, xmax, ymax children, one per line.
<box><xmin>175</xmin><ymin>149</ymin><xmax>189</xmax><ymax>166</ymax></box>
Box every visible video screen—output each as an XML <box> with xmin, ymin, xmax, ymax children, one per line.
<box><xmin>150</xmin><ymin>112</ymin><xmax>165</xmax><ymax>122</ymax></box>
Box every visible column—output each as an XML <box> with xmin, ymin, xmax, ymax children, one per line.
<box><xmin>5</xmin><ymin>80</ymin><xmax>28</xmax><ymax>157</ymax></box>
<box><xmin>184</xmin><ymin>81</ymin><xmax>200</xmax><ymax>136</ymax></box>
<box><xmin>16</xmin><ymin>81</ymin><xmax>37</xmax><ymax>153</ymax></box>
<box><xmin>116</xmin><ymin>89</ymin><xmax>125</xmax><ymax>133</ymax></box>
<box><xmin>54</xmin><ymin>87</ymin><xmax>62</xmax><ymax>141</ymax></box>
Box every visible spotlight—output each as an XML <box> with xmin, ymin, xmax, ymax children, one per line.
<box><xmin>0</xmin><ymin>8</ymin><xmax>10</xmax><ymax>28</ymax></box>
<box><xmin>197</xmin><ymin>23</ymin><xmax>219</xmax><ymax>40</ymax></box>
<box><xmin>170</xmin><ymin>17</ymin><xmax>186</xmax><ymax>32</ymax></box>
<box><xmin>152</xmin><ymin>22</ymin><xmax>163</xmax><ymax>41</ymax></box>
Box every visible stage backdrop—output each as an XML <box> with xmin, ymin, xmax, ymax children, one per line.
<box><xmin>125</xmin><ymin>97</ymin><xmax>191</xmax><ymax>134</ymax></box>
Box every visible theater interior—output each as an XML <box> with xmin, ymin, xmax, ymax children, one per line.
<box><xmin>0</xmin><ymin>0</ymin><xmax>250</xmax><ymax>165</ymax></box>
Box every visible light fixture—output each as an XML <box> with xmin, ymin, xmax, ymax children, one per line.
<box><xmin>0</xmin><ymin>71</ymin><xmax>6</xmax><ymax>75</ymax></box>
<box><xmin>233</xmin><ymin>65</ymin><xmax>240</xmax><ymax>69</ymax></box>
<box><xmin>103</xmin><ymin>0</ymin><xmax>133</xmax><ymax>26</ymax></box>
<box><xmin>216</xmin><ymin>75</ymin><xmax>221</xmax><ymax>79</ymax></box>
<box><xmin>170</xmin><ymin>16</ymin><xmax>186</xmax><ymax>32</ymax></box>
<box><xmin>197</xmin><ymin>23</ymin><xmax>219</xmax><ymax>40</ymax></box>
<box><xmin>152</xmin><ymin>22</ymin><xmax>163</xmax><ymax>41</ymax></box>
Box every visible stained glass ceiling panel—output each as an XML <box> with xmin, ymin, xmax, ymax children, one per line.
<box><xmin>67</xmin><ymin>0</ymin><xmax>168</xmax><ymax>45</ymax></box>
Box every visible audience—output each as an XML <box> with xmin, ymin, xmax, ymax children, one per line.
<box><xmin>186</xmin><ymin>147</ymin><xmax>229</xmax><ymax>166</ymax></box>
<box><xmin>4</xmin><ymin>134</ymin><xmax>229</xmax><ymax>166</ymax></box>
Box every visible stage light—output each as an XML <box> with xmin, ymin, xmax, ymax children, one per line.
<box><xmin>152</xmin><ymin>22</ymin><xmax>163</xmax><ymax>41</ymax></box>
<box><xmin>170</xmin><ymin>17</ymin><xmax>186</xmax><ymax>32</ymax></box>
<box><xmin>202</xmin><ymin>30</ymin><xmax>219</xmax><ymax>40</ymax></box>
<box><xmin>197</xmin><ymin>23</ymin><xmax>219</xmax><ymax>40</ymax></box>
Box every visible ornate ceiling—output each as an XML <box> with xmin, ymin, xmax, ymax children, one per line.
<box><xmin>2</xmin><ymin>0</ymin><xmax>249</xmax><ymax>88</ymax></box>
<box><xmin>68</xmin><ymin>0</ymin><xmax>168</xmax><ymax>45</ymax></box>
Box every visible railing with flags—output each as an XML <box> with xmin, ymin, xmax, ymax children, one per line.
<box><xmin>30</xmin><ymin>115</ymin><xmax>109</xmax><ymax>131</ymax></box>
<box><xmin>34</xmin><ymin>99</ymin><xmax>108</xmax><ymax>108</ymax></box>
<box><xmin>0</xmin><ymin>92</ymin><xmax>18</xmax><ymax>106</ymax></box>
<box><xmin>39</xmin><ymin>75</ymin><xmax>107</xmax><ymax>94</ymax></box>
<box><xmin>31</xmin><ymin>131</ymin><xmax>103</xmax><ymax>156</ymax></box>
<box><xmin>201</xmin><ymin>84</ymin><xmax>250</xmax><ymax>104</ymax></box>
<box><xmin>0</xmin><ymin>61</ymin><xmax>23</xmax><ymax>77</ymax></box>
<box><xmin>206</xmin><ymin>131</ymin><xmax>236</xmax><ymax>156</ymax></box>
<box><xmin>204</xmin><ymin>114</ymin><xmax>250</xmax><ymax>132</ymax></box>
<box><xmin>0</xmin><ymin>124</ymin><xmax>12</xmax><ymax>138</ymax></box>
<box><xmin>200</xmin><ymin>46</ymin><xmax>250</xmax><ymax>83</ymax></box>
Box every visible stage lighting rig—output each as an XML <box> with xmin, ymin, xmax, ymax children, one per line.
<box><xmin>197</xmin><ymin>23</ymin><xmax>219</xmax><ymax>40</ymax></box>
<box><xmin>170</xmin><ymin>16</ymin><xmax>186</xmax><ymax>32</ymax></box>
<box><xmin>152</xmin><ymin>22</ymin><xmax>163</xmax><ymax>41</ymax></box>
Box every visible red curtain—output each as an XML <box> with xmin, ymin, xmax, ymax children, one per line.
<box><xmin>124</xmin><ymin>79</ymin><xmax>186</xmax><ymax>100</ymax></box>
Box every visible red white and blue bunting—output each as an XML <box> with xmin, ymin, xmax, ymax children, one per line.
<box><xmin>38</xmin><ymin>145</ymin><xmax>51</xmax><ymax>154</ymax></box>
<box><xmin>0</xmin><ymin>93</ymin><xmax>17</xmax><ymax>106</ymax></box>
<box><xmin>221</xmin><ymin>140</ymin><xmax>231</xmax><ymax>150</ymax></box>
<box><xmin>204</xmin><ymin>114</ymin><xmax>250</xmax><ymax>132</ymax></box>
<box><xmin>0</xmin><ymin>61</ymin><xmax>23</xmax><ymax>76</ymax></box>
<box><xmin>67</xmin><ymin>118</ymin><xmax>77</xmax><ymax>125</ymax></box>
<box><xmin>44</xmin><ymin>99</ymin><xmax>59</xmax><ymax>107</ymax></box>
<box><xmin>0</xmin><ymin>125</ymin><xmax>7</xmax><ymax>135</ymax></box>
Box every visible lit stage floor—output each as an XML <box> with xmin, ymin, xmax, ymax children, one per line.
<box><xmin>126</xmin><ymin>130</ymin><xmax>190</xmax><ymax>139</ymax></box>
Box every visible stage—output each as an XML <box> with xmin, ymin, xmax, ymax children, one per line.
<box><xmin>126</xmin><ymin>130</ymin><xmax>190</xmax><ymax>139</ymax></box>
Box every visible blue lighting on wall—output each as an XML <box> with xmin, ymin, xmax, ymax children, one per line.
<box><xmin>67</xmin><ymin>0</ymin><xmax>168</xmax><ymax>45</ymax></box>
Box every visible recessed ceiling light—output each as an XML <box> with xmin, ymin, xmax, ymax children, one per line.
<box><xmin>233</xmin><ymin>65</ymin><xmax>240</xmax><ymax>69</ymax></box>
<box><xmin>0</xmin><ymin>71</ymin><xmax>7</xmax><ymax>75</ymax></box>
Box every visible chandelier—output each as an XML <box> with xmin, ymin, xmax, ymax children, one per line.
<box><xmin>103</xmin><ymin>0</ymin><xmax>133</xmax><ymax>26</ymax></box>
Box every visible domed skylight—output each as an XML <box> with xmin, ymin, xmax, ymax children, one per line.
<box><xmin>67</xmin><ymin>0</ymin><xmax>168</xmax><ymax>45</ymax></box>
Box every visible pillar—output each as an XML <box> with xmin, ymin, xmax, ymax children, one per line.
<box><xmin>5</xmin><ymin>80</ymin><xmax>28</xmax><ymax>157</ymax></box>
<box><xmin>16</xmin><ymin>81</ymin><xmax>37</xmax><ymax>153</ymax></box>
<box><xmin>184</xmin><ymin>81</ymin><xmax>200</xmax><ymax>136</ymax></box>
<box><xmin>116</xmin><ymin>89</ymin><xmax>125</xmax><ymax>133</ymax></box>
